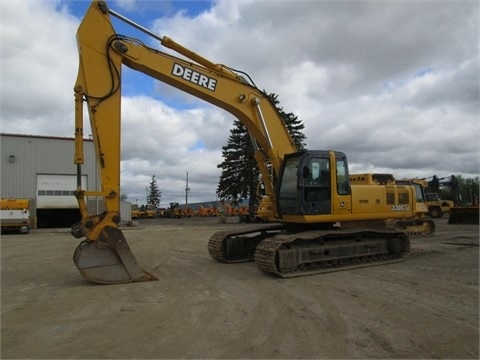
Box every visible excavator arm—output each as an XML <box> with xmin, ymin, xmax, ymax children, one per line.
<box><xmin>74</xmin><ymin>1</ymin><xmax>296</xmax><ymax>212</ymax></box>
<box><xmin>72</xmin><ymin>1</ymin><xmax>295</xmax><ymax>283</ymax></box>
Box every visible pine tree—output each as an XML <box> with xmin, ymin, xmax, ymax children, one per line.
<box><xmin>147</xmin><ymin>175</ymin><xmax>161</xmax><ymax>209</ymax></box>
<box><xmin>216</xmin><ymin>119</ymin><xmax>258</xmax><ymax>206</ymax></box>
<box><xmin>216</xmin><ymin>92</ymin><xmax>307</xmax><ymax>214</ymax></box>
<box><xmin>268</xmin><ymin>92</ymin><xmax>306</xmax><ymax>150</ymax></box>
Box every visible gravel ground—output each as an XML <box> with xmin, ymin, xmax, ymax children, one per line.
<box><xmin>1</xmin><ymin>216</ymin><xmax>478</xmax><ymax>359</ymax></box>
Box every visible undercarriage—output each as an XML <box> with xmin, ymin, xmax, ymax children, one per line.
<box><xmin>207</xmin><ymin>220</ymin><xmax>424</xmax><ymax>277</ymax></box>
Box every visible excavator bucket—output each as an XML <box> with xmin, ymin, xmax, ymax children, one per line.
<box><xmin>448</xmin><ymin>207</ymin><xmax>479</xmax><ymax>225</ymax></box>
<box><xmin>73</xmin><ymin>226</ymin><xmax>157</xmax><ymax>284</ymax></box>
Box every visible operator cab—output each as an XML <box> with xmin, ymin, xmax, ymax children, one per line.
<box><xmin>277</xmin><ymin>150</ymin><xmax>350</xmax><ymax>216</ymax></box>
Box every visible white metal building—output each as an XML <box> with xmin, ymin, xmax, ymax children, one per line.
<box><xmin>1</xmin><ymin>133</ymin><xmax>107</xmax><ymax>228</ymax></box>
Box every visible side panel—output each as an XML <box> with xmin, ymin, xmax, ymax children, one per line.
<box><xmin>349</xmin><ymin>184</ymin><xmax>415</xmax><ymax>219</ymax></box>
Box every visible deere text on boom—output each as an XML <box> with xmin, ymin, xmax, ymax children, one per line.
<box><xmin>172</xmin><ymin>63</ymin><xmax>217</xmax><ymax>91</ymax></box>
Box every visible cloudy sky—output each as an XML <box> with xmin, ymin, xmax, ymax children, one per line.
<box><xmin>1</xmin><ymin>0</ymin><xmax>479</xmax><ymax>206</ymax></box>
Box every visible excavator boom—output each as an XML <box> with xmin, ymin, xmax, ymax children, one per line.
<box><xmin>72</xmin><ymin>1</ymin><xmax>295</xmax><ymax>284</ymax></box>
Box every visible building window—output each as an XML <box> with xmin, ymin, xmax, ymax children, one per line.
<box><xmin>38</xmin><ymin>190</ymin><xmax>75</xmax><ymax>196</ymax></box>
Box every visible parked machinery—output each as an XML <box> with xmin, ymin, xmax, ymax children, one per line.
<box><xmin>348</xmin><ymin>174</ymin><xmax>435</xmax><ymax>235</ymax></box>
<box><xmin>425</xmin><ymin>193</ymin><xmax>454</xmax><ymax>218</ymax></box>
<box><xmin>163</xmin><ymin>203</ymin><xmax>182</xmax><ymax>219</ymax></box>
<box><xmin>0</xmin><ymin>198</ymin><xmax>30</xmax><ymax>234</ymax></box>
<box><xmin>422</xmin><ymin>175</ymin><xmax>478</xmax><ymax>224</ymax></box>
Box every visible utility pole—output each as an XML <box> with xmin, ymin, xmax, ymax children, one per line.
<box><xmin>185</xmin><ymin>171</ymin><xmax>190</xmax><ymax>206</ymax></box>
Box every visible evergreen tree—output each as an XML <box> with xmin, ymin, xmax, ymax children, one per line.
<box><xmin>216</xmin><ymin>92</ymin><xmax>306</xmax><ymax>213</ymax></box>
<box><xmin>268</xmin><ymin>93</ymin><xmax>306</xmax><ymax>150</ymax></box>
<box><xmin>147</xmin><ymin>175</ymin><xmax>161</xmax><ymax>208</ymax></box>
<box><xmin>217</xmin><ymin>119</ymin><xmax>258</xmax><ymax>207</ymax></box>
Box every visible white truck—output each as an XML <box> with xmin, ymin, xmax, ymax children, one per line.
<box><xmin>0</xmin><ymin>198</ymin><xmax>30</xmax><ymax>234</ymax></box>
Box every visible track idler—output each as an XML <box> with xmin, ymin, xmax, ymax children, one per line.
<box><xmin>72</xmin><ymin>224</ymin><xmax>157</xmax><ymax>284</ymax></box>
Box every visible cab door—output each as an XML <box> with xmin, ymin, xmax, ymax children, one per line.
<box><xmin>300</xmin><ymin>157</ymin><xmax>331</xmax><ymax>215</ymax></box>
<box><xmin>331</xmin><ymin>154</ymin><xmax>352</xmax><ymax>215</ymax></box>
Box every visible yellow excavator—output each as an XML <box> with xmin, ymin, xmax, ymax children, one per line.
<box><xmin>71</xmin><ymin>1</ymin><xmax>433</xmax><ymax>284</ymax></box>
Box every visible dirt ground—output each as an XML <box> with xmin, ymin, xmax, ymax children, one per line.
<box><xmin>1</xmin><ymin>216</ymin><xmax>478</xmax><ymax>359</ymax></box>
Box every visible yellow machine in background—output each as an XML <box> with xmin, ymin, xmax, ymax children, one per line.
<box><xmin>131</xmin><ymin>204</ymin><xmax>157</xmax><ymax>219</ymax></box>
<box><xmin>0</xmin><ymin>198</ymin><xmax>31</xmax><ymax>234</ymax></box>
<box><xmin>71</xmin><ymin>1</ymin><xmax>433</xmax><ymax>284</ymax></box>
<box><xmin>348</xmin><ymin>174</ymin><xmax>434</xmax><ymax>235</ymax></box>
<box><xmin>163</xmin><ymin>203</ymin><xmax>183</xmax><ymax>218</ymax></box>
<box><xmin>130</xmin><ymin>204</ymin><xmax>141</xmax><ymax>219</ymax></box>
<box><xmin>425</xmin><ymin>193</ymin><xmax>454</xmax><ymax>218</ymax></box>
<box><xmin>182</xmin><ymin>206</ymin><xmax>193</xmax><ymax>217</ymax></box>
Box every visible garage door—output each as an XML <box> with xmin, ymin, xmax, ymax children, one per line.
<box><xmin>37</xmin><ymin>174</ymin><xmax>87</xmax><ymax>209</ymax></box>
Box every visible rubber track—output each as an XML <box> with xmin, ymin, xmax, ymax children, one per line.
<box><xmin>207</xmin><ymin>223</ymin><xmax>284</xmax><ymax>263</ymax></box>
<box><xmin>254</xmin><ymin>230</ymin><xmax>410</xmax><ymax>278</ymax></box>
<box><xmin>208</xmin><ymin>220</ymin><xmax>421</xmax><ymax>277</ymax></box>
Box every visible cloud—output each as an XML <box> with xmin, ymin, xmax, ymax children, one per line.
<box><xmin>118</xmin><ymin>95</ymin><xmax>230</xmax><ymax>203</ymax></box>
<box><xmin>1</xmin><ymin>0</ymin><xmax>478</xmax><ymax>205</ymax></box>
<box><xmin>1</xmin><ymin>1</ymin><xmax>80</xmax><ymax>137</ymax></box>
